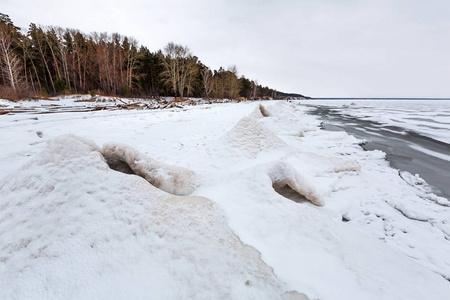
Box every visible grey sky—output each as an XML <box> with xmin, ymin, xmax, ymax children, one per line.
<box><xmin>3</xmin><ymin>0</ymin><xmax>450</xmax><ymax>97</ymax></box>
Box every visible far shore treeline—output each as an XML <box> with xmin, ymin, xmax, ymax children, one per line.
<box><xmin>0</xmin><ymin>13</ymin><xmax>302</xmax><ymax>100</ymax></box>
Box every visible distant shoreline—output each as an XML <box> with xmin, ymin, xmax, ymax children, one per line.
<box><xmin>309</xmin><ymin>98</ymin><xmax>450</xmax><ymax>100</ymax></box>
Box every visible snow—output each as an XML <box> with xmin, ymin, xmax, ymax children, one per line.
<box><xmin>1</xmin><ymin>97</ymin><xmax>450</xmax><ymax>299</ymax></box>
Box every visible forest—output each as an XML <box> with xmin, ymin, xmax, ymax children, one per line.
<box><xmin>0</xmin><ymin>13</ymin><xmax>289</xmax><ymax>100</ymax></box>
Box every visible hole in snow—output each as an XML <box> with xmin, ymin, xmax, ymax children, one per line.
<box><xmin>36</xmin><ymin>131</ymin><xmax>43</xmax><ymax>138</ymax></box>
<box><xmin>105</xmin><ymin>157</ymin><xmax>135</xmax><ymax>175</ymax></box>
<box><xmin>342</xmin><ymin>215</ymin><xmax>350</xmax><ymax>222</ymax></box>
<box><xmin>272</xmin><ymin>184</ymin><xmax>309</xmax><ymax>204</ymax></box>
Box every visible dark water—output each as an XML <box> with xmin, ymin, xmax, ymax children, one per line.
<box><xmin>305</xmin><ymin>105</ymin><xmax>450</xmax><ymax>200</ymax></box>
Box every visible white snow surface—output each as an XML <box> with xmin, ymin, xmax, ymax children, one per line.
<box><xmin>1</xmin><ymin>98</ymin><xmax>450</xmax><ymax>299</ymax></box>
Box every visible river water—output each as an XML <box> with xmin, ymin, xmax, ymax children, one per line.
<box><xmin>301</xmin><ymin>100</ymin><xmax>450</xmax><ymax>200</ymax></box>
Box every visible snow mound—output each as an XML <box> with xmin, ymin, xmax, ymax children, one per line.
<box><xmin>102</xmin><ymin>142</ymin><xmax>198</xmax><ymax>196</ymax></box>
<box><xmin>224</xmin><ymin>116</ymin><xmax>288</xmax><ymax>157</ymax></box>
<box><xmin>0</xmin><ymin>134</ymin><xmax>308</xmax><ymax>299</ymax></box>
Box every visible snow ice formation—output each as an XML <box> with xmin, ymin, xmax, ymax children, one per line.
<box><xmin>102</xmin><ymin>142</ymin><xmax>198</xmax><ymax>196</ymax></box>
<box><xmin>267</xmin><ymin>160</ymin><xmax>324</xmax><ymax>206</ymax></box>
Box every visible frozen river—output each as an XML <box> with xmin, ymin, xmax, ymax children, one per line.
<box><xmin>301</xmin><ymin>99</ymin><xmax>450</xmax><ymax>199</ymax></box>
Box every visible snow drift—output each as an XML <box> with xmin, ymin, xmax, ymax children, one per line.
<box><xmin>0</xmin><ymin>134</ymin><xmax>308</xmax><ymax>299</ymax></box>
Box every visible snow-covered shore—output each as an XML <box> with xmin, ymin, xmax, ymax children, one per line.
<box><xmin>1</xmin><ymin>98</ymin><xmax>449</xmax><ymax>299</ymax></box>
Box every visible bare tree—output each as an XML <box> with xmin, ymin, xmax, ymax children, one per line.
<box><xmin>160</xmin><ymin>42</ymin><xmax>180</xmax><ymax>96</ymax></box>
<box><xmin>160</xmin><ymin>42</ymin><xmax>197</xmax><ymax>98</ymax></box>
<box><xmin>178</xmin><ymin>55</ymin><xmax>197</xmax><ymax>98</ymax></box>
<box><xmin>125</xmin><ymin>37</ymin><xmax>140</xmax><ymax>92</ymax></box>
<box><xmin>201</xmin><ymin>67</ymin><xmax>213</xmax><ymax>99</ymax></box>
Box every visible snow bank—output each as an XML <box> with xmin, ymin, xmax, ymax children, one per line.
<box><xmin>102</xmin><ymin>142</ymin><xmax>198</xmax><ymax>196</ymax></box>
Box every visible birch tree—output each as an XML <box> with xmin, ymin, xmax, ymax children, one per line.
<box><xmin>201</xmin><ymin>67</ymin><xmax>213</xmax><ymax>99</ymax></box>
<box><xmin>0</xmin><ymin>18</ymin><xmax>23</xmax><ymax>95</ymax></box>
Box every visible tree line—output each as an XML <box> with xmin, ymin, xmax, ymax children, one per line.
<box><xmin>0</xmin><ymin>13</ymin><xmax>283</xmax><ymax>100</ymax></box>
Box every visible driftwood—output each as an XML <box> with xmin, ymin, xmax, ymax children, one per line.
<box><xmin>3</xmin><ymin>97</ymin><xmax>259</xmax><ymax>115</ymax></box>
<box><xmin>92</xmin><ymin>106</ymin><xmax>107</xmax><ymax>111</ymax></box>
<box><xmin>117</xmin><ymin>98</ymin><xmax>129</xmax><ymax>105</ymax></box>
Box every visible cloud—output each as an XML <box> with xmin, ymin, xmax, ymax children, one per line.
<box><xmin>2</xmin><ymin>0</ymin><xmax>450</xmax><ymax>97</ymax></box>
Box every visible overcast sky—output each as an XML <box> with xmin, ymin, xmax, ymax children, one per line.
<box><xmin>3</xmin><ymin>0</ymin><xmax>450</xmax><ymax>97</ymax></box>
